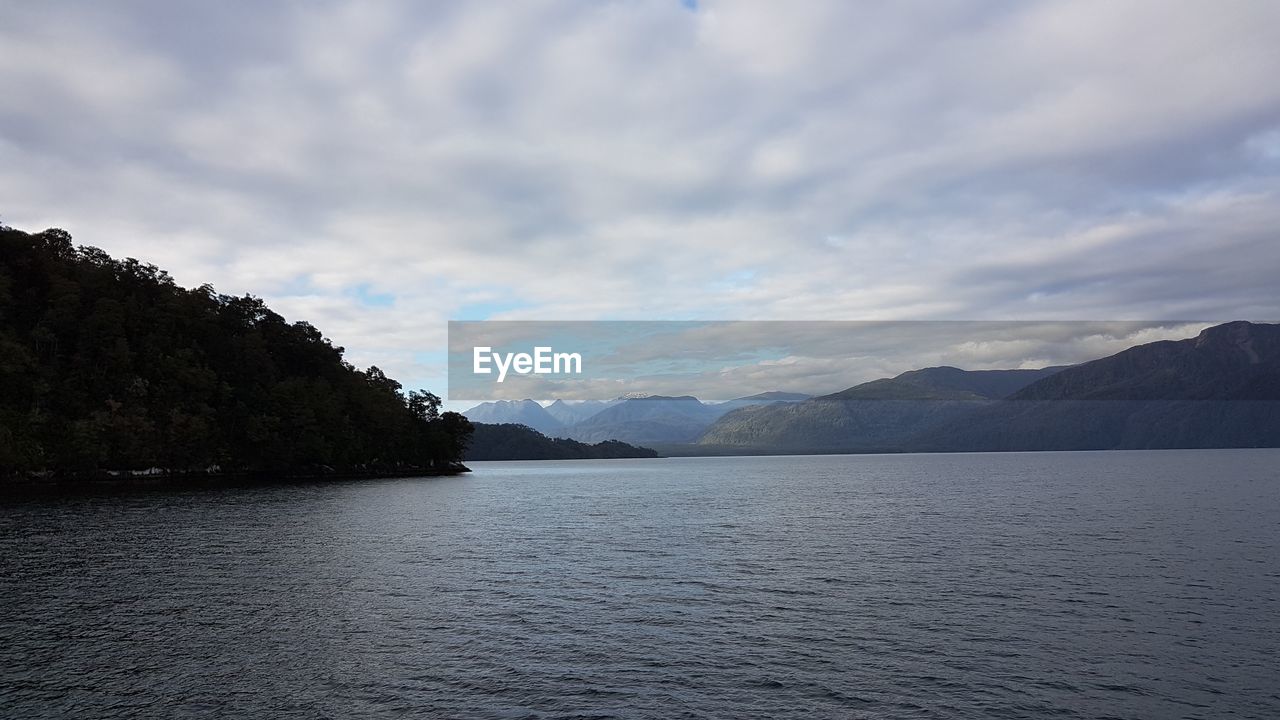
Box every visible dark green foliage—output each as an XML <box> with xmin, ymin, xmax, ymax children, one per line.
<box><xmin>0</xmin><ymin>225</ymin><xmax>472</xmax><ymax>480</ymax></box>
<box><xmin>466</xmin><ymin>423</ymin><xmax>658</xmax><ymax>460</ymax></box>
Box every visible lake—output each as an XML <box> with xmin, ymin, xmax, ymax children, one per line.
<box><xmin>2</xmin><ymin>450</ymin><xmax>1278</xmax><ymax>718</ymax></box>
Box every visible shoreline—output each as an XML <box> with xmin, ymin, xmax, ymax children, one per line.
<box><xmin>0</xmin><ymin>464</ymin><xmax>471</xmax><ymax>499</ymax></box>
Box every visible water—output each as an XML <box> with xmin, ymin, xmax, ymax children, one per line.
<box><xmin>2</xmin><ymin>450</ymin><xmax>1279</xmax><ymax>719</ymax></box>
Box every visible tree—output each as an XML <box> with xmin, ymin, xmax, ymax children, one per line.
<box><xmin>408</xmin><ymin>390</ymin><xmax>441</xmax><ymax>422</ymax></box>
<box><xmin>0</xmin><ymin>224</ymin><xmax>472</xmax><ymax>482</ymax></box>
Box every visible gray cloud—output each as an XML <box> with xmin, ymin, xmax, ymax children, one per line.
<box><xmin>3</xmin><ymin>0</ymin><xmax>1278</xmax><ymax>404</ymax></box>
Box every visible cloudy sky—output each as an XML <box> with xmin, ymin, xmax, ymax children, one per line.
<box><xmin>3</xmin><ymin>1</ymin><xmax>1279</xmax><ymax>401</ymax></box>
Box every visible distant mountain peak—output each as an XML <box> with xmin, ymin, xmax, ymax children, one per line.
<box><xmin>820</xmin><ymin>366</ymin><xmax>1062</xmax><ymax>402</ymax></box>
<box><xmin>1194</xmin><ymin>320</ymin><xmax>1272</xmax><ymax>363</ymax></box>
<box><xmin>728</xmin><ymin>391</ymin><xmax>812</xmax><ymax>403</ymax></box>
<box><xmin>1009</xmin><ymin>320</ymin><xmax>1280</xmax><ymax>403</ymax></box>
<box><xmin>462</xmin><ymin>399</ymin><xmax>565</xmax><ymax>436</ymax></box>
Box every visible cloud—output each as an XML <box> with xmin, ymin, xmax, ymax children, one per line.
<box><xmin>2</xmin><ymin>0</ymin><xmax>1278</xmax><ymax>404</ymax></box>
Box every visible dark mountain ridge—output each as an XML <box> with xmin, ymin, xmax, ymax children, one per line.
<box><xmin>1008</xmin><ymin>321</ymin><xmax>1280</xmax><ymax>402</ymax></box>
<box><xmin>821</xmin><ymin>366</ymin><xmax>1063</xmax><ymax>402</ymax></box>
<box><xmin>700</xmin><ymin>366</ymin><xmax>1063</xmax><ymax>450</ymax></box>
<box><xmin>701</xmin><ymin>324</ymin><xmax>1280</xmax><ymax>453</ymax></box>
<box><xmin>914</xmin><ymin>321</ymin><xmax>1280</xmax><ymax>451</ymax></box>
<box><xmin>723</xmin><ymin>391</ymin><xmax>812</xmax><ymax>403</ymax></box>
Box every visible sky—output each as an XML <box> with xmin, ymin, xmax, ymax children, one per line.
<box><xmin>2</xmin><ymin>1</ymin><xmax>1279</xmax><ymax>403</ymax></box>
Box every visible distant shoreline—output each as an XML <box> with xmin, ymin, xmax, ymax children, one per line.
<box><xmin>0</xmin><ymin>464</ymin><xmax>471</xmax><ymax>498</ymax></box>
<box><xmin>647</xmin><ymin>444</ymin><xmax>1280</xmax><ymax>458</ymax></box>
<box><xmin>473</xmin><ymin>445</ymin><xmax>1280</xmax><ymax>462</ymax></box>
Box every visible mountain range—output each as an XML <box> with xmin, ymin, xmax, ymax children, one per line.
<box><xmin>460</xmin><ymin>399</ymin><xmax>565</xmax><ymax>436</ymax></box>
<box><xmin>463</xmin><ymin>392</ymin><xmax>811</xmax><ymax>445</ymax></box>
<box><xmin>913</xmin><ymin>321</ymin><xmax>1280</xmax><ymax>451</ymax></box>
<box><xmin>543</xmin><ymin>398</ymin><xmax>621</xmax><ymax>426</ymax></box>
<box><xmin>703</xmin><ymin>321</ymin><xmax>1280</xmax><ymax>453</ymax></box>
<box><xmin>464</xmin><ymin>322</ymin><xmax>1280</xmax><ymax>454</ymax></box>
<box><xmin>698</xmin><ymin>367</ymin><xmax>1061</xmax><ymax>450</ymax></box>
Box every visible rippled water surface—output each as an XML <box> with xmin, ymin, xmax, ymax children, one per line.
<box><xmin>3</xmin><ymin>450</ymin><xmax>1279</xmax><ymax>718</ymax></box>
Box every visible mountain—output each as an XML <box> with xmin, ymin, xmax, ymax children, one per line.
<box><xmin>462</xmin><ymin>399</ymin><xmax>565</xmax><ymax>436</ymax></box>
<box><xmin>711</xmin><ymin>391</ymin><xmax>812</xmax><ymax>413</ymax></box>
<box><xmin>824</xmin><ymin>366</ymin><xmax>1064</xmax><ymax>401</ymax></box>
<box><xmin>509</xmin><ymin>391</ymin><xmax>811</xmax><ymax>446</ymax></box>
<box><xmin>912</xmin><ymin>321</ymin><xmax>1280</xmax><ymax>451</ymax></box>
<box><xmin>699</xmin><ymin>367</ymin><xmax>1062</xmax><ymax>451</ymax></box>
<box><xmin>1005</xmin><ymin>321</ymin><xmax>1279</xmax><ymax>402</ymax></box>
<box><xmin>465</xmin><ymin>423</ymin><xmax>658</xmax><ymax>461</ymax></box>
<box><xmin>567</xmin><ymin>395</ymin><xmax>726</xmax><ymax>444</ymax></box>
<box><xmin>543</xmin><ymin>398</ymin><xmax>619</xmax><ymax>426</ymax></box>
<box><xmin>732</xmin><ymin>391</ymin><xmax>812</xmax><ymax>403</ymax></box>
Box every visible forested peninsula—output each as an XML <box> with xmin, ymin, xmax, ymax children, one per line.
<box><xmin>0</xmin><ymin>224</ymin><xmax>473</xmax><ymax>487</ymax></box>
<box><xmin>465</xmin><ymin>423</ymin><xmax>659</xmax><ymax>461</ymax></box>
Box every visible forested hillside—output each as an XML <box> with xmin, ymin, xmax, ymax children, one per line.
<box><xmin>0</xmin><ymin>225</ymin><xmax>471</xmax><ymax>481</ymax></box>
<box><xmin>699</xmin><ymin>367</ymin><xmax>1060</xmax><ymax>450</ymax></box>
<box><xmin>466</xmin><ymin>423</ymin><xmax>658</xmax><ymax>461</ymax></box>
<box><xmin>914</xmin><ymin>321</ymin><xmax>1280</xmax><ymax>451</ymax></box>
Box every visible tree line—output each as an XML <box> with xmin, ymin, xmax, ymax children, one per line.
<box><xmin>0</xmin><ymin>224</ymin><xmax>472</xmax><ymax>481</ymax></box>
<box><xmin>466</xmin><ymin>423</ymin><xmax>658</xmax><ymax>460</ymax></box>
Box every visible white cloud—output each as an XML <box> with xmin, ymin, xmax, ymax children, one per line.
<box><xmin>2</xmin><ymin>0</ymin><xmax>1278</xmax><ymax>402</ymax></box>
